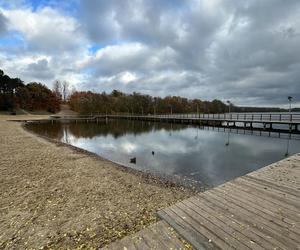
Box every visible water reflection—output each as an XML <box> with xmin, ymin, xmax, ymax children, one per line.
<box><xmin>27</xmin><ymin>120</ymin><xmax>300</xmax><ymax>187</ymax></box>
<box><xmin>225</xmin><ymin>130</ymin><xmax>230</xmax><ymax>146</ymax></box>
<box><xmin>285</xmin><ymin>134</ymin><xmax>291</xmax><ymax>157</ymax></box>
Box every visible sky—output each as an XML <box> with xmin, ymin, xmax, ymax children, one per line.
<box><xmin>0</xmin><ymin>0</ymin><xmax>300</xmax><ymax>107</ymax></box>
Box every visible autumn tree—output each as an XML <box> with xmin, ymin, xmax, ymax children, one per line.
<box><xmin>0</xmin><ymin>69</ymin><xmax>24</xmax><ymax>111</ymax></box>
<box><xmin>68</xmin><ymin>90</ymin><xmax>228</xmax><ymax>115</ymax></box>
<box><xmin>16</xmin><ymin>82</ymin><xmax>60</xmax><ymax>112</ymax></box>
<box><xmin>0</xmin><ymin>69</ymin><xmax>60</xmax><ymax>113</ymax></box>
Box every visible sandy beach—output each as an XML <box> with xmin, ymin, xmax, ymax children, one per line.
<box><xmin>0</xmin><ymin>115</ymin><xmax>194</xmax><ymax>249</ymax></box>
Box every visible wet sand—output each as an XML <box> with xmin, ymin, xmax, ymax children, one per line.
<box><xmin>0</xmin><ymin>115</ymin><xmax>195</xmax><ymax>249</ymax></box>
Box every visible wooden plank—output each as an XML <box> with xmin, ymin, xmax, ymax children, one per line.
<box><xmin>212</xmin><ymin>184</ymin><xmax>300</xmax><ymax>236</ymax></box>
<box><xmin>174</xmin><ymin>201</ymin><xmax>250</xmax><ymax>249</ymax></box>
<box><xmin>101</xmin><ymin>220</ymin><xmax>187</xmax><ymax>250</ymax></box>
<box><xmin>220</xmin><ymin>182</ymin><xmax>300</xmax><ymax>221</ymax></box>
<box><xmin>220</xmin><ymin>182</ymin><xmax>300</xmax><ymax>228</ymax></box>
<box><xmin>182</xmin><ymin>198</ymin><xmax>264</xmax><ymax>249</ymax></box>
<box><xmin>188</xmin><ymin>196</ymin><xmax>278</xmax><ymax>250</ymax></box>
<box><xmin>249</xmin><ymin>172</ymin><xmax>300</xmax><ymax>191</ymax></box>
<box><xmin>196</xmin><ymin>192</ymin><xmax>292</xmax><ymax>250</ymax></box>
<box><xmin>139</xmin><ymin>221</ymin><xmax>183</xmax><ymax>249</ymax></box>
<box><xmin>158</xmin><ymin>208</ymin><xmax>218</xmax><ymax>250</ymax></box>
<box><xmin>201</xmin><ymin>190</ymin><xmax>299</xmax><ymax>249</ymax></box>
<box><xmin>233</xmin><ymin>177</ymin><xmax>300</xmax><ymax>210</ymax></box>
<box><xmin>154</xmin><ymin>221</ymin><xmax>188</xmax><ymax>249</ymax></box>
<box><xmin>242</xmin><ymin>175</ymin><xmax>300</xmax><ymax>197</ymax></box>
<box><xmin>167</xmin><ymin>204</ymin><xmax>232</xmax><ymax>249</ymax></box>
<box><xmin>251</xmin><ymin>165</ymin><xmax>300</xmax><ymax>181</ymax></box>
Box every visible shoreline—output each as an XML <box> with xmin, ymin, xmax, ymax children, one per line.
<box><xmin>0</xmin><ymin>116</ymin><xmax>196</xmax><ymax>249</ymax></box>
<box><xmin>23</xmin><ymin>122</ymin><xmax>205</xmax><ymax>192</ymax></box>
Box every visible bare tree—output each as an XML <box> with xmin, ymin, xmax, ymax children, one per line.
<box><xmin>53</xmin><ymin>80</ymin><xmax>62</xmax><ymax>101</ymax></box>
<box><xmin>62</xmin><ymin>81</ymin><xmax>69</xmax><ymax>102</ymax></box>
<box><xmin>70</xmin><ymin>85</ymin><xmax>77</xmax><ymax>96</ymax></box>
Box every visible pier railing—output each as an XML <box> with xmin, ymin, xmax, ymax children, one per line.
<box><xmin>56</xmin><ymin>112</ymin><xmax>300</xmax><ymax>122</ymax></box>
<box><xmin>153</xmin><ymin>113</ymin><xmax>300</xmax><ymax>122</ymax></box>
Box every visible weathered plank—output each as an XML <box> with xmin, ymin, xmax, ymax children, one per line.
<box><xmin>101</xmin><ymin>220</ymin><xmax>188</xmax><ymax>250</ymax></box>
<box><xmin>158</xmin><ymin>209</ymin><xmax>215</xmax><ymax>250</ymax></box>
<box><xmin>218</xmin><ymin>183</ymin><xmax>300</xmax><ymax>229</ymax></box>
<box><xmin>158</xmin><ymin>153</ymin><xmax>300</xmax><ymax>249</ymax></box>
<box><xmin>242</xmin><ymin>175</ymin><xmax>300</xmax><ymax>197</ymax></box>
<box><xmin>188</xmin><ymin>196</ymin><xmax>277</xmax><ymax>249</ymax></box>
<box><xmin>181</xmin><ymin>199</ymin><xmax>262</xmax><ymax>249</ymax></box>
<box><xmin>248</xmin><ymin>173</ymin><xmax>300</xmax><ymax>191</ymax></box>
<box><xmin>206</xmin><ymin>189</ymin><xmax>300</xmax><ymax>247</ymax></box>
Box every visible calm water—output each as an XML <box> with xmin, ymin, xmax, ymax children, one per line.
<box><xmin>27</xmin><ymin>120</ymin><xmax>300</xmax><ymax>187</ymax></box>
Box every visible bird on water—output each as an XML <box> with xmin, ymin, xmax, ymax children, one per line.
<box><xmin>130</xmin><ymin>157</ymin><xmax>136</xmax><ymax>164</ymax></box>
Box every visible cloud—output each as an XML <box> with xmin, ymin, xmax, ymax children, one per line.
<box><xmin>0</xmin><ymin>0</ymin><xmax>300</xmax><ymax>106</ymax></box>
<box><xmin>3</xmin><ymin>7</ymin><xmax>85</xmax><ymax>53</ymax></box>
<box><xmin>25</xmin><ymin>58</ymin><xmax>54</xmax><ymax>80</ymax></box>
<box><xmin>0</xmin><ymin>11</ymin><xmax>7</xmax><ymax>36</ymax></box>
<box><xmin>0</xmin><ymin>5</ymin><xmax>88</xmax><ymax>89</ymax></box>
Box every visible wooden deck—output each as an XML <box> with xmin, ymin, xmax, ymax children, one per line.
<box><xmin>101</xmin><ymin>154</ymin><xmax>299</xmax><ymax>249</ymax></box>
<box><xmin>101</xmin><ymin>220</ymin><xmax>189</xmax><ymax>250</ymax></box>
<box><xmin>158</xmin><ymin>153</ymin><xmax>300</xmax><ymax>250</ymax></box>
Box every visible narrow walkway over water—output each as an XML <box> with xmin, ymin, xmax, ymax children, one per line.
<box><xmin>104</xmin><ymin>153</ymin><xmax>300</xmax><ymax>249</ymax></box>
<box><xmin>22</xmin><ymin>112</ymin><xmax>299</xmax><ymax>134</ymax></box>
<box><xmin>105</xmin><ymin>113</ymin><xmax>300</xmax><ymax>133</ymax></box>
<box><xmin>18</xmin><ymin>112</ymin><xmax>300</xmax><ymax>134</ymax></box>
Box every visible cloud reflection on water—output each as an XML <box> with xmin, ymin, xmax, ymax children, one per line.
<box><xmin>28</xmin><ymin>120</ymin><xmax>300</xmax><ymax>187</ymax></box>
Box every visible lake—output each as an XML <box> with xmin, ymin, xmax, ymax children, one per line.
<box><xmin>27</xmin><ymin>119</ymin><xmax>300</xmax><ymax>187</ymax></box>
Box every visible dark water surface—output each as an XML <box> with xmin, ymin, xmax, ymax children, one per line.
<box><xmin>27</xmin><ymin>120</ymin><xmax>300</xmax><ymax>187</ymax></box>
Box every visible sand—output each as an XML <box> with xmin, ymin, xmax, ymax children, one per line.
<box><xmin>0</xmin><ymin>115</ymin><xmax>195</xmax><ymax>249</ymax></box>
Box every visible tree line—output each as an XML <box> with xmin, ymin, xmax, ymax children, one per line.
<box><xmin>69</xmin><ymin>90</ymin><xmax>228</xmax><ymax>114</ymax></box>
<box><xmin>0</xmin><ymin>69</ymin><xmax>60</xmax><ymax>113</ymax></box>
<box><xmin>69</xmin><ymin>90</ymin><xmax>293</xmax><ymax>114</ymax></box>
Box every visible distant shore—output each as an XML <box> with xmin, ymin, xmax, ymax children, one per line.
<box><xmin>0</xmin><ymin>115</ymin><xmax>195</xmax><ymax>249</ymax></box>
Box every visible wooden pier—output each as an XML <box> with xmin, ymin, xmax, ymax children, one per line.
<box><xmin>15</xmin><ymin>112</ymin><xmax>300</xmax><ymax>133</ymax></box>
<box><xmin>103</xmin><ymin>153</ymin><xmax>300</xmax><ymax>249</ymax></box>
<box><xmin>103</xmin><ymin>113</ymin><xmax>300</xmax><ymax>133</ymax></box>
